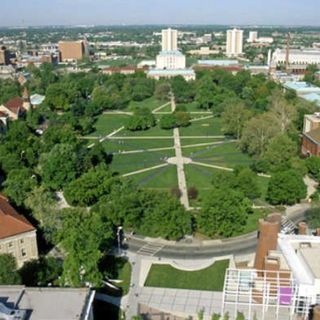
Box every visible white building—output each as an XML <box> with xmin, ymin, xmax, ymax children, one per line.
<box><xmin>148</xmin><ymin>28</ymin><xmax>195</xmax><ymax>81</ymax></box>
<box><xmin>247</xmin><ymin>31</ymin><xmax>258</xmax><ymax>43</ymax></box>
<box><xmin>272</xmin><ymin>48</ymin><xmax>320</xmax><ymax>68</ymax></box>
<box><xmin>226</xmin><ymin>29</ymin><xmax>244</xmax><ymax>57</ymax></box>
<box><xmin>161</xmin><ymin>28</ymin><xmax>178</xmax><ymax>51</ymax></box>
<box><xmin>156</xmin><ymin>50</ymin><xmax>186</xmax><ymax>70</ymax></box>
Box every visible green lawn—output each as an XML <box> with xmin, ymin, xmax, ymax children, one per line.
<box><xmin>116</xmin><ymin>260</ymin><xmax>132</xmax><ymax>295</ymax></box>
<box><xmin>144</xmin><ymin>260</ymin><xmax>229</xmax><ymax>291</ymax></box>
<box><xmin>183</xmin><ymin>142</ymin><xmax>252</xmax><ymax>169</ymax></box>
<box><xmin>115</xmin><ymin>125</ymin><xmax>173</xmax><ymax>137</ymax></box>
<box><xmin>180</xmin><ymin>138</ymin><xmax>225</xmax><ymax>147</ymax></box>
<box><xmin>110</xmin><ymin>149</ymin><xmax>175</xmax><ymax>175</ymax></box>
<box><xmin>126</xmin><ymin>96</ymin><xmax>166</xmax><ymax>112</ymax></box>
<box><xmin>176</xmin><ymin>101</ymin><xmax>201</xmax><ymax>112</ymax></box>
<box><xmin>102</xmin><ymin>138</ymin><xmax>174</xmax><ymax>153</ymax></box>
<box><xmin>90</xmin><ymin>114</ymin><xmax>130</xmax><ymax>137</ymax></box>
<box><xmin>180</xmin><ymin>117</ymin><xmax>223</xmax><ymax>136</ymax></box>
<box><xmin>129</xmin><ymin>164</ymin><xmax>178</xmax><ymax>189</ymax></box>
<box><xmin>156</xmin><ymin>103</ymin><xmax>172</xmax><ymax>112</ymax></box>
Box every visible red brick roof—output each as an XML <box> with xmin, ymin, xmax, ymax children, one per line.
<box><xmin>0</xmin><ymin>111</ymin><xmax>7</xmax><ymax>117</ymax></box>
<box><xmin>3</xmin><ymin>97</ymin><xmax>24</xmax><ymax>115</ymax></box>
<box><xmin>0</xmin><ymin>194</ymin><xmax>35</xmax><ymax>240</ymax></box>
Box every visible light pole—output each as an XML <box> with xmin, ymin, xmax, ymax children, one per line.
<box><xmin>117</xmin><ymin>226</ymin><xmax>123</xmax><ymax>256</ymax></box>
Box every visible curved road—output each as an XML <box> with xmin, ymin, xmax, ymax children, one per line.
<box><xmin>124</xmin><ymin>204</ymin><xmax>309</xmax><ymax>259</ymax></box>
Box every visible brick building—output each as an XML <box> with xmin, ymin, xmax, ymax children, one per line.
<box><xmin>0</xmin><ymin>195</ymin><xmax>38</xmax><ymax>268</ymax></box>
<box><xmin>301</xmin><ymin>113</ymin><xmax>320</xmax><ymax>156</ymax></box>
<box><xmin>0</xmin><ymin>46</ymin><xmax>11</xmax><ymax>65</ymax></box>
<box><xmin>58</xmin><ymin>40</ymin><xmax>88</xmax><ymax>62</ymax></box>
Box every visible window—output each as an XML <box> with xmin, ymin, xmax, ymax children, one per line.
<box><xmin>20</xmin><ymin>239</ymin><xmax>24</xmax><ymax>244</ymax></box>
<box><xmin>8</xmin><ymin>242</ymin><xmax>13</xmax><ymax>248</ymax></box>
<box><xmin>21</xmin><ymin>249</ymin><xmax>27</xmax><ymax>257</ymax></box>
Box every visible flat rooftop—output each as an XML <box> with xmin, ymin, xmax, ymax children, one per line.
<box><xmin>0</xmin><ymin>286</ymin><xmax>94</xmax><ymax>320</ymax></box>
<box><xmin>197</xmin><ymin>60</ymin><xmax>239</xmax><ymax>66</ymax></box>
<box><xmin>284</xmin><ymin>81</ymin><xmax>320</xmax><ymax>93</ymax></box>
<box><xmin>300</xmin><ymin>246</ymin><xmax>320</xmax><ymax>279</ymax></box>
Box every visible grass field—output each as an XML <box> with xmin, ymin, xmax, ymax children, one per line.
<box><xmin>116</xmin><ymin>125</ymin><xmax>173</xmax><ymax>137</ymax></box>
<box><xmin>129</xmin><ymin>164</ymin><xmax>178</xmax><ymax>189</ymax></box>
<box><xmin>90</xmin><ymin>114</ymin><xmax>130</xmax><ymax>137</ymax></box>
<box><xmin>176</xmin><ymin>101</ymin><xmax>201</xmax><ymax>112</ymax></box>
<box><xmin>126</xmin><ymin>96</ymin><xmax>167</xmax><ymax>112</ymax></box>
<box><xmin>110</xmin><ymin>149</ymin><xmax>175</xmax><ymax>175</ymax></box>
<box><xmin>180</xmin><ymin>138</ymin><xmax>225</xmax><ymax>147</ymax></box>
<box><xmin>144</xmin><ymin>260</ymin><xmax>229</xmax><ymax>291</ymax></box>
<box><xmin>183</xmin><ymin>142</ymin><xmax>252</xmax><ymax>169</ymax></box>
<box><xmin>102</xmin><ymin>139</ymin><xmax>174</xmax><ymax>153</ymax></box>
<box><xmin>180</xmin><ymin>117</ymin><xmax>223</xmax><ymax>136</ymax></box>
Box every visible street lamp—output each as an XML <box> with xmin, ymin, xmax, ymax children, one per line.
<box><xmin>117</xmin><ymin>226</ymin><xmax>123</xmax><ymax>255</ymax></box>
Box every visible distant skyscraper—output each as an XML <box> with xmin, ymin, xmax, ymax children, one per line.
<box><xmin>161</xmin><ymin>28</ymin><xmax>178</xmax><ymax>51</ymax></box>
<box><xmin>226</xmin><ymin>28</ymin><xmax>243</xmax><ymax>57</ymax></box>
<box><xmin>248</xmin><ymin>31</ymin><xmax>258</xmax><ymax>43</ymax></box>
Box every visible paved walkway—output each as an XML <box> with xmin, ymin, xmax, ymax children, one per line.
<box><xmin>190</xmin><ymin>115</ymin><xmax>214</xmax><ymax>122</ymax></box>
<box><xmin>172</xmin><ymin>96</ymin><xmax>190</xmax><ymax>210</ymax></box>
<box><xmin>192</xmin><ymin>161</ymin><xmax>234</xmax><ymax>172</ymax></box>
<box><xmin>152</xmin><ymin>101</ymin><xmax>171</xmax><ymax>113</ymax></box>
<box><xmin>122</xmin><ymin>163</ymin><xmax>169</xmax><ymax>177</ymax></box>
<box><xmin>304</xmin><ymin>175</ymin><xmax>318</xmax><ymax>199</ymax></box>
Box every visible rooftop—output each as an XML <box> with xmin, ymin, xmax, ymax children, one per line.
<box><xmin>3</xmin><ymin>97</ymin><xmax>24</xmax><ymax>114</ymax></box>
<box><xmin>0</xmin><ymin>286</ymin><xmax>94</xmax><ymax>320</ymax></box>
<box><xmin>158</xmin><ymin>50</ymin><xmax>184</xmax><ymax>57</ymax></box>
<box><xmin>148</xmin><ymin>68</ymin><xmax>195</xmax><ymax>75</ymax></box>
<box><xmin>283</xmin><ymin>81</ymin><xmax>320</xmax><ymax>94</ymax></box>
<box><xmin>0</xmin><ymin>195</ymin><xmax>35</xmax><ymax>240</ymax></box>
<box><xmin>197</xmin><ymin>59</ymin><xmax>239</xmax><ymax>66</ymax></box>
<box><xmin>30</xmin><ymin>94</ymin><xmax>45</xmax><ymax>106</ymax></box>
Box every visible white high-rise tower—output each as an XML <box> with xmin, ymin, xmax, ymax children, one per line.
<box><xmin>226</xmin><ymin>28</ymin><xmax>244</xmax><ymax>57</ymax></box>
<box><xmin>161</xmin><ymin>28</ymin><xmax>178</xmax><ymax>51</ymax></box>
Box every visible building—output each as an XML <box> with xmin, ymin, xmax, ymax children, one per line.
<box><xmin>0</xmin><ymin>195</ymin><xmax>38</xmax><ymax>268</ymax></box>
<box><xmin>0</xmin><ymin>93</ymin><xmax>29</xmax><ymax>122</ymax></box>
<box><xmin>148</xmin><ymin>28</ymin><xmax>195</xmax><ymax>81</ymax></box>
<box><xmin>222</xmin><ymin>213</ymin><xmax>320</xmax><ymax>319</ymax></box>
<box><xmin>194</xmin><ymin>59</ymin><xmax>243</xmax><ymax>74</ymax></box>
<box><xmin>102</xmin><ymin>66</ymin><xmax>148</xmax><ymax>75</ymax></box>
<box><xmin>156</xmin><ymin>50</ymin><xmax>186</xmax><ymax>70</ymax></box>
<box><xmin>247</xmin><ymin>31</ymin><xmax>258</xmax><ymax>43</ymax></box>
<box><xmin>301</xmin><ymin>113</ymin><xmax>320</xmax><ymax>156</ymax></box>
<box><xmin>226</xmin><ymin>29</ymin><xmax>244</xmax><ymax>57</ymax></box>
<box><xmin>188</xmin><ymin>47</ymin><xmax>220</xmax><ymax>56</ymax></box>
<box><xmin>0</xmin><ymin>46</ymin><xmax>11</xmax><ymax>65</ymax></box>
<box><xmin>0</xmin><ymin>286</ymin><xmax>94</xmax><ymax>320</ymax></box>
<box><xmin>283</xmin><ymin>81</ymin><xmax>320</xmax><ymax>107</ymax></box>
<box><xmin>161</xmin><ymin>28</ymin><xmax>178</xmax><ymax>51</ymax></box>
<box><xmin>272</xmin><ymin>48</ymin><xmax>320</xmax><ymax>71</ymax></box>
<box><xmin>147</xmin><ymin>68</ymin><xmax>196</xmax><ymax>81</ymax></box>
<box><xmin>58</xmin><ymin>40</ymin><xmax>88</xmax><ymax>62</ymax></box>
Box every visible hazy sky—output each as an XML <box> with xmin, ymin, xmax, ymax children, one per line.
<box><xmin>0</xmin><ymin>0</ymin><xmax>319</xmax><ymax>27</ymax></box>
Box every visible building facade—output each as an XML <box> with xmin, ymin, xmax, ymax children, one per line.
<box><xmin>226</xmin><ymin>29</ymin><xmax>243</xmax><ymax>57</ymax></box>
<box><xmin>0</xmin><ymin>195</ymin><xmax>38</xmax><ymax>268</ymax></box>
<box><xmin>247</xmin><ymin>31</ymin><xmax>258</xmax><ymax>43</ymax></box>
<box><xmin>0</xmin><ymin>46</ymin><xmax>11</xmax><ymax>65</ymax></box>
<box><xmin>58</xmin><ymin>40</ymin><xmax>88</xmax><ymax>62</ymax></box>
<box><xmin>301</xmin><ymin>113</ymin><xmax>320</xmax><ymax>157</ymax></box>
<box><xmin>161</xmin><ymin>28</ymin><xmax>178</xmax><ymax>51</ymax></box>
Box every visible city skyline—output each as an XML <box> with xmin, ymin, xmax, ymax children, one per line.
<box><xmin>0</xmin><ymin>0</ymin><xmax>320</xmax><ymax>27</ymax></box>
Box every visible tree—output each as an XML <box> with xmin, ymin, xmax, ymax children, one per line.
<box><xmin>263</xmin><ymin>134</ymin><xmax>297</xmax><ymax>170</ymax></box>
<box><xmin>267</xmin><ymin>170</ymin><xmax>307</xmax><ymax>205</ymax></box>
<box><xmin>19</xmin><ymin>256</ymin><xmax>63</xmax><ymax>286</ymax></box>
<box><xmin>64</xmin><ymin>165</ymin><xmax>119</xmax><ymax>207</ymax></box>
<box><xmin>160</xmin><ymin>114</ymin><xmax>177</xmax><ymax>129</ymax></box>
<box><xmin>175</xmin><ymin>111</ymin><xmax>191</xmax><ymax>127</ymax></box>
<box><xmin>58</xmin><ymin>208</ymin><xmax>113</xmax><ymax>287</ymax></box>
<box><xmin>305</xmin><ymin>207</ymin><xmax>320</xmax><ymax>229</ymax></box>
<box><xmin>198</xmin><ymin>188</ymin><xmax>252</xmax><ymax>238</ymax></box>
<box><xmin>269</xmin><ymin>92</ymin><xmax>297</xmax><ymax>134</ymax></box>
<box><xmin>0</xmin><ymin>254</ymin><xmax>21</xmax><ymax>285</ymax></box>
<box><xmin>240</xmin><ymin>113</ymin><xmax>278</xmax><ymax>156</ymax></box>
<box><xmin>126</xmin><ymin>107</ymin><xmax>156</xmax><ymax>131</ymax></box>
<box><xmin>306</xmin><ymin>156</ymin><xmax>320</xmax><ymax>181</ymax></box>
<box><xmin>221</xmin><ymin>101</ymin><xmax>252</xmax><ymax>139</ymax></box>
<box><xmin>39</xmin><ymin>144</ymin><xmax>78</xmax><ymax>190</ymax></box>
<box><xmin>234</xmin><ymin>167</ymin><xmax>261</xmax><ymax>200</ymax></box>
<box><xmin>3</xmin><ymin>168</ymin><xmax>37</xmax><ymax>206</ymax></box>
<box><xmin>154</xmin><ymin>82</ymin><xmax>171</xmax><ymax>101</ymax></box>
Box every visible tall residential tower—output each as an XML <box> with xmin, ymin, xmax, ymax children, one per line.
<box><xmin>161</xmin><ymin>28</ymin><xmax>178</xmax><ymax>51</ymax></box>
<box><xmin>226</xmin><ymin>28</ymin><xmax>243</xmax><ymax>57</ymax></box>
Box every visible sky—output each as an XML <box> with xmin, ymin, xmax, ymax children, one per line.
<box><xmin>0</xmin><ymin>0</ymin><xmax>319</xmax><ymax>27</ymax></box>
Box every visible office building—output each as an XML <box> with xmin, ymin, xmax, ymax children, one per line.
<box><xmin>0</xmin><ymin>46</ymin><xmax>11</xmax><ymax>65</ymax></box>
<box><xmin>247</xmin><ymin>31</ymin><xmax>258</xmax><ymax>43</ymax></box>
<box><xmin>58</xmin><ymin>40</ymin><xmax>88</xmax><ymax>62</ymax></box>
<box><xmin>226</xmin><ymin>29</ymin><xmax>243</xmax><ymax>57</ymax></box>
<box><xmin>161</xmin><ymin>28</ymin><xmax>178</xmax><ymax>51</ymax></box>
<box><xmin>0</xmin><ymin>194</ymin><xmax>38</xmax><ymax>268</ymax></box>
<box><xmin>301</xmin><ymin>113</ymin><xmax>320</xmax><ymax>157</ymax></box>
<box><xmin>0</xmin><ymin>286</ymin><xmax>94</xmax><ymax>320</ymax></box>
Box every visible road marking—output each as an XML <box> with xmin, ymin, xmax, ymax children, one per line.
<box><xmin>137</xmin><ymin>243</ymin><xmax>165</xmax><ymax>256</ymax></box>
